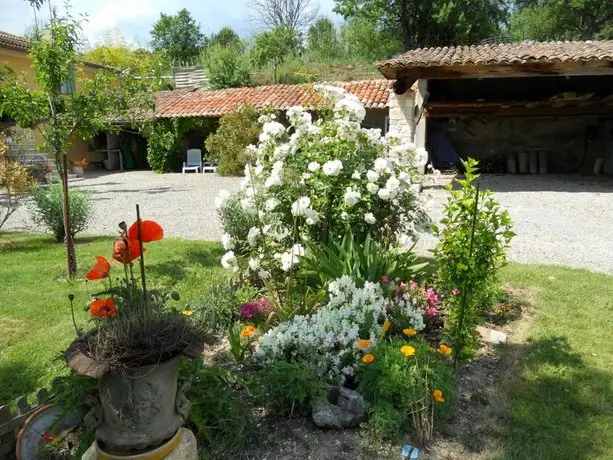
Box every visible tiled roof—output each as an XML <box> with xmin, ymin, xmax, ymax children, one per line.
<box><xmin>378</xmin><ymin>40</ymin><xmax>613</xmax><ymax>78</ymax></box>
<box><xmin>155</xmin><ymin>80</ymin><xmax>393</xmax><ymax>118</ymax></box>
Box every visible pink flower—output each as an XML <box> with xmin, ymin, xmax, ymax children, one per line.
<box><xmin>409</xmin><ymin>280</ymin><xmax>418</xmax><ymax>289</ymax></box>
<box><xmin>399</xmin><ymin>282</ymin><xmax>408</xmax><ymax>292</ymax></box>
<box><xmin>380</xmin><ymin>276</ymin><xmax>391</xmax><ymax>285</ymax></box>
<box><xmin>452</xmin><ymin>288</ymin><xmax>460</xmax><ymax>296</ymax></box>
<box><xmin>239</xmin><ymin>299</ymin><xmax>272</xmax><ymax>319</ymax></box>
<box><xmin>427</xmin><ymin>306</ymin><xmax>438</xmax><ymax>317</ymax></box>
<box><xmin>425</xmin><ymin>288</ymin><xmax>440</xmax><ymax>308</ymax></box>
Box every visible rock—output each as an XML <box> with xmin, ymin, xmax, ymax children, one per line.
<box><xmin>476</xmin><ymin>326</ymin><xmax>507</xmax><ymax>344</ymax></box>
<box><xmin>312</xmin><ymin>387</ymin><xmax>366</xmax><ymax>429</ymax></box>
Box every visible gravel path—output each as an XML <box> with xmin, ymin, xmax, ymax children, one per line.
<box><xmin>418</xmin><ymin>174</ymin><xmax>613</xmax><ymax>274</ymax></box>
<box><xmin>5</xmin><ymin>171</ymin><xmax>613</xmax><ymax>273</ymax></box>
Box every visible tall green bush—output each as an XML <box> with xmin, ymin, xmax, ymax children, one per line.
<box><xmin>28</xmin><ymin>184</ymin><xmax>93</xmax><ymax>242</ymax></box>
<box><xmin>432</xmin><ymin>158</ymin><xmax>515</xmax><ymax>361</ymax></box>
<box><xmin>205</xmin><ymin>105</ymin><xmax>261</xmax><ymax>176</ymax></box>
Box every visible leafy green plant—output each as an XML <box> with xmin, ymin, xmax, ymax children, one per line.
<box><xmin>202</xmin><ymin>44</ymin><xmax>252</xmax><ymax>90</ymax></box>
<box><xmin>217</xmin><ymin>195</ymin><xmax>260</xmax><ymax>257</ymax></box>
<box><xmin>300</xmin><ymin>227</ymin><xmax>428</xmax><ymax>290</ymax></box>
<box><xmin>432</xmin><ymin>158</ymin><xmax>515</xmax><ymax>362</ymax></box>
<box><xmin>28</xmin><ymin>184</ymin><xmax>92</xmax><ymax>242</ymax></box>
<box><xmin>227</xmin><ymin>323</ymin><xmax>257</xmax><ymax>363</ymax></box>
<box><xmin>183</xmin><ymin>360</ymin><xmax>254</xmax><ymax>459</ymax></box>
<box><xmin>193</xmin><ymin>284</ymin><xmax>238</xmax><ymax>335</ymax></box>
<box><xmin>247</xmin><ymin>359</ymin><xmax>326</xmax><ymax>417</ymax></box>
<box><xmin>204</xmin><ymin>105</ymin><xmax>261</xmax><ymax>176</ymax></box>
<box><xmin>358</xmin><ymin>339</ymin><xmax>454</xmax><ymax>443</ymax></box>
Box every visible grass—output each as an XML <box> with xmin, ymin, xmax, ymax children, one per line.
<box><xmin>498</xmin><ymin>264</ymin><xmax>613</xmax><ymax>460</ymax></box>
<box><xmin>0</xmin><ymin>232</ymin><xmax>225</xmax><ymax>404</ymax></box>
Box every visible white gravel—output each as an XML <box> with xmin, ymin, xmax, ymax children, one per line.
<box><xmin>418</xmin><ymin>174</ymin><xmax>613</xmax><ymax>275</ymax></box>
<box><xmin>5</xmin><ymin>171</ymin><xmax>613</xmax><ymax>274</ymax></box>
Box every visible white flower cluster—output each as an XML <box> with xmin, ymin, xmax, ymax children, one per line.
<box><xmin>217</xmin><ymin>84</ymin><xmax>426</xmax><ymax>275</ymax></box>
<box><xmin>255</xmin><ymin>276</ymin><xmax>388</xmax><ymax>383</ymax></box>
<box><xmin>393</xmin><ymin>293</ymin><xmax>426</xmax><ymax>331</ymax></box>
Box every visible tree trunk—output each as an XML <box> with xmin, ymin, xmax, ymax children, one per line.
<box><xmin>398</xmin><ymin>0</ymin><xmax>413</xmax><ymax>50</ymax></box>
<box><xmin>61</xmin><ymin>150</ymin><xmax>77</xmax><ymax>276</ymax></box>
<box><xmin>273</xmin><ymin>63</ymin><xmax>278</xmax><ymax>84</ymax></box>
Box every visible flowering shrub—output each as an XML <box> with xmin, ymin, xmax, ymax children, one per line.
<box><xmin>217</xmin><ymin>85</ymin><xmax>427</xmax><ymax>278</ymax></box>
<box><xmin>254</xmin><ymin>276</ymin><xmax>388</xmax><ymax>383</ymax></box>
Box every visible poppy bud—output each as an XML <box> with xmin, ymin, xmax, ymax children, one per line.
<box><xmin>171</xmin><ymin>291</ymin><xmax>180</xmax><ymax>301</ymax></box>
<box><xmin>68</xmin><ymin>293</ymin><xmax>75</xmax><ymax>301</ymax></box>
<box><xmin>118</xmin><ymin>221</ymin><xmax>127</xmax><ymax>232</ymax></box>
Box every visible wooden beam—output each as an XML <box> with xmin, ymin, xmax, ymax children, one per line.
<box><xmin>425</xmin><ymin>104</ymin><xmax>613</xmax><ymax>118</ymax></box>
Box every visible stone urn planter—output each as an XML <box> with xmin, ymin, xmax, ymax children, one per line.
<box><xmin>72</xmin><ymin>165</ymin><xmax>84</xmax><ymax>177</ymax></box>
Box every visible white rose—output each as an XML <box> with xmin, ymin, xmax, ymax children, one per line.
<box><xmin>344</xmin><ymin>188</ymin><xmax>361</xmax><ymax>207</ymax></box>
<box><xmin>322</xmin><ymin>160</ymin><xmax>343</xmax><ymax>176</ymax></box>
<box><xmin>248</xmin><ymin>257</ymin><xmax>260</xmax><ymax>271</ymax></box>
<box><xmin>398</xmin><ymin>171</ymin><xmax>411</xmax><ymax>183</ymax></box>
<box><xmin>373</xmin><ymin>158</ymin><xmax>388</xmax><ymax>172</ymax></box>
<box><xmin>265</xmin><ymin>173</ymin><xmax>283</xmax><ymax>188</ymax></box>
<box><xmin>378</xmin><ymin>188</ymin><xmax>392</xmax><ymax>200</ymax></box>
<box><xmin>366</xmin><ymin>183</ymin><xmax>379</xmax><ymax>194</ymax></box>
<box><xmin>386</xmin><ymin>176</ymin><xmax>401</xmax><ymax>191</ymax></box>
<box><xmin>351</xmin><ymin>171</ymin><xmax>361</xmax><ymax>180</ymax></box>
<box><xmin>366</xmin><ymin>170</ymin><xmax>379</xmax><ymax>182</ymax></box>
<box><xmin>364</xmin><ymin>213</ymin><xmax>376</xmax><ymax>224</ymax></box>
<box><xmin>291</xmin><ymin>196</ymin><xmax>311</xmax><ymax>216</ymax></box>
<box><xmin>247</xmin><ymin>227</ymin><xmax>261</xmax><ymax>247</ymax></box>
<box><xmin>221</xmin><ymin>233</ymin><xmax>234</xmax><ymax>250</ymax></box>
<box><xmin>214</xmin><ymin>190</ymin><xmax>231</xmax><ymax>209</ymax></box>
<box><xmin>265</xmin><ymin>198</ymin><xmax>279</xmax><ymax>211</ymax></box>
<box><xmin>221</xmin><ymin>251</ymin><xmax>238</xmax><ymax>273</ymax></box>
<box><xmin>304</xmin><ymin>208</ymin><xmax>320</xmax><ymax>225</ymax></box>
<box><xmin>308</xmin><ymin>161</ymin><xmax>320</xmax><ymax>172</ymax></box>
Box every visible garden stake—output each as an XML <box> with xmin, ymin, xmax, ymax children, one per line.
<box><xmin>136</xmin><ymin>204</ymin><xmax>148</xmax><ymax>309</ymax></box>
<box><xmin>454</xmin><ymin>183</ymin><xmax>480</xmax><ymax>370</ymax></box>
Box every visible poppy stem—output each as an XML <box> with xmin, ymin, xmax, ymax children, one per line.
<box><xmin>136</xmin><ymin>204</ymin><xmax>148</xmax><ymax>309</ymax></box>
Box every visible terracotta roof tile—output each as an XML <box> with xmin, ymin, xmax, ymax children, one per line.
<box><xmin>378</xmin><ymin>40</ymin><xmax>613</xmax><ymax>78</ymax></box>
<box><xmin>0</xmin><ymin>30</ymin><xmax>28</xmax><ymax>52</ymax></box>
<box><xmin>155</xmin><ymin>80</ymin><xmax>393</xmax><ymax>118</ymax></box>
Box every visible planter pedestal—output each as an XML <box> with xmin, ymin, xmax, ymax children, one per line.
<box><xmin>82</xmin><ymin>428</ymin><xmax>197</xmax><ymax>460</ymax></box>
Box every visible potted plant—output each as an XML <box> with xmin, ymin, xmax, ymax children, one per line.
<box><xmin>71</xmin><ymin>157</ymin><xmax>89</xmax><ymax>177</ymax></box>
<box><xmin>64</xmin><ymin>205</ymin><xmax>204</xmax><ymax>456</ymax></box>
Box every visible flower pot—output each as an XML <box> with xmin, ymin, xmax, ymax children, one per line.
<box><xmin>73</xmin><ymin>166</ymin><xmax>84</xmax><ymax>177</ymax></box>
<box><xmin>94</xmin><ymin>355</ymin><xmax>189</xmax><ymax>455</ymax></box>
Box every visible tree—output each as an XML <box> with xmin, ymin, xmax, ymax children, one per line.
<box><xmin>252</xmin><ymin>25</ymin><xmax>300</xmax><ymax>83</ymax></box>
<box><xmin>150</xmin><ymin>9</ymin><xmax>205</xmax><ymax>65</ymax></box>
<box><xmin>203</xmin><ymin>44</ymin><xmax>252</xmax><ymax>89</ymax></box>
<box><xmin>334</xmin><ymin>0</ymin><xmax>507</xmax><ymax>50</ymax></box>
<box><xmin>209</xmin><ymin>27</ymin><xmax>243</xmax><ymax>50</ymax></box>
<box><xmin>340</xmin><ymin>17</ymin><xmax>403</xmax><ymax>60</ymax></box>
<box><xmin>307</xmin><ymin>17</ymin><xmax>341</xmax><ymax>59</ymax></box>
<box><xmin>509</xmin><ymin>0</ymin><xmax>613</xmax><ymax>41</ymax></box>
<box><xmin>0</xmin><ymin>6</ymin><xmax>153</xmax><ymax>276</ymax></box>
<box><xmin>0</xmin><ymin>135</ymin><xmax>33</xmax><ymax>230</ymax></box>
<box><xmin>250</xmin><ymin>0</ymin><xmax>319</xmax><ymax>31</ymax></box>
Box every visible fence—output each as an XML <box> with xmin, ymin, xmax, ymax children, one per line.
<box><xmin>0</xmin><ymin>389</ymin><xmax>52</xmax><ymax>459</ymax></box>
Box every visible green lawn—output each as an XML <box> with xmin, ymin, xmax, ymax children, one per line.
<box><xmin>499</xmin><ymin>264</ymin><xmax>613</xmax><ymax>460</ymax></box>
<box><xmin>0</xmin><ymin>232</ymin><xmax>225</xmax><ymax>404</ymax></box>
<box><xmin>1</xmin><ymin>234</ymin><xmax>612</xmax><ymax>459</ymax></box>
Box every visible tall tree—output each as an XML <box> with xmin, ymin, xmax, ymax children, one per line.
<box><xmin>209</xmin><ymin>27</ymin><xmax>243</xmax><ymax>50</ymax></box>
<box><xmin>509</xmin><ymin>0</ymin><xmax>613</xmax><ymax>41</ymax></box>
<box><xmin>1</xmin><ymin>7</ymin><xmax>153</xmax><ymax>276</ymax></box>
<box><xmin>250</xmin><ymin>0</ymin><xmax>319</xmax><ymax>31</ymax></box>
<box><xmin>251</xmin><ymin>25</ymin><xmax>300</xmax><ymax>83</ymax></box>
<box><xmin>334</xmin><ymin>0</ymin><xmax>507</xmax><ymax>50</ymax></box>
<box><xmin>150</xmin><ymin>9</ymin><xmax>205</xmax><ymax>65</ymax></box>
<box><xmin>339</xmin><ymin>17</ymin><xmax>403</xmax><ymax>60</ymax></box>
<box><xmin>307</xmin><ymin>17</ymin><xmax>341</xmax><ymax>58</ymax></box>
<box><xmin>203</xmin><ymin>44</ymin><xmax>252</xmax><ymax>89</ymax></box>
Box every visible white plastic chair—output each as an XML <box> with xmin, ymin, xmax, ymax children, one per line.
<box><xmin>182</xmin><ymin>149</ymin><xmax>202</xmax><ymax>174</ymax></box>
<box><xmin>202</xmin><ymin>159</ymin><xmax>217</xmax><ymax>173</ymax></box>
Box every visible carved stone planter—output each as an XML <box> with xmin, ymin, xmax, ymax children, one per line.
<box><xmin>72</xmin><ymin>166</ymin><xmax>84</xmax><ymax>177</ymax></box>
<box><xmin>90</xmin><ymin>355</ymin><xmax>191</xmax><ymax>455</ymax></box>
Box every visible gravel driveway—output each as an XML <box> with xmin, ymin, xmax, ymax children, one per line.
<box><xmin>4</xmin><ymin>171</ymin><xmax>613</xmax><ymax>273</ymax></box>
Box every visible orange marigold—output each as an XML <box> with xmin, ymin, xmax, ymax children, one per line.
<box><xmin>439</xmin><ymin>344</ymin><xmax>452</xmax><ymax>355</ymax></box>
<box><xmin>240</xmin><ymin>325</ymin><xmax>257</xmax><ymax>338</ymax></box>
<box><xmin>362</xmin><ymin>353</ymin><xmax>375</xmax><ymax>364</ymax></box>
<box><xmin>357</xmin><ymin>339</ymin><xmax>372</xmax><ymax>349</ymax></box>
<box><xmin>433</xmin><ymin>389</ymin><xmax>445</xmax><ymax>403</ymax></box>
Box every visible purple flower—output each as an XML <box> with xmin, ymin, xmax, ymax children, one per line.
<box><xmin>239</xmin><ymin>299</ymin><xmax>272</xmax><ymax>319</ymax></box>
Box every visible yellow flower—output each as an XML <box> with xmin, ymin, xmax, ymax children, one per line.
<box><xmin>357</xmin><ymin>339</ymin><xmax>372</xmax><ymax>349</ymax></box>
<box><xmin>382</xmin><ymin>320</ymin><xmax>391</xmax><ymax>336</ymax></box>
<box><xmin>403</xmin><ymin>328</ymin><xmax>417</xmax><ymax>337</ymax></box>
<box><xmin>439</xmin><ymin>344</ymin><xmax>452</xmax><ymax>355</ymax></box>
<box><xmin>362</xmin><ymin>353</ymin><xmax>375</xmax><ymax>364</ymax></box>
<box><xmin>240</xmin><ymin>325</ymin><xmax>257</xmax><ymax>338</ymax></box>
<box><xmin>432</xmin><ymin>389</ymin><xmax>445</xmax><ymax>403</ymax></box>
<box><xmin>181</xmin><ymin>310</ymin><xmax>193</xmax><ymax>316</ymax></box>
<box><xmin>400</xmin><ymin>345</ymin><xmax>416</xmax><ymax>357</ymax></box>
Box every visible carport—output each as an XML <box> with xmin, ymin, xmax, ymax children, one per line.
<box><xmin>378</xmin><ymin>41</ymin><xmax>613</xmax><ymax>175</ymax></box>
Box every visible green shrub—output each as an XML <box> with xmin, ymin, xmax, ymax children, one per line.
<box><xmin>358</xmin><ymin>339</ymin><xmax>455</xmax><ymax>442</ymax></box>
<box><xmin>204</xmin><ymin>105</ymin><xmax>261</xmax><ymax>176</ymax></box>
<box><xmin>203</xmin><ymin>44</ymin><xmax>252</xmax><ymax>90</ymax></box>
<box><xmin>218</xmin><ymin>195</ymin><xmax>259</xmax><ymax>257</ymax></box>
<box><xmin>193</xmin><ymin>284</ymin><xmax>237</xmax><ymax>335</ymax></box>
<box><xmin>28</xmin><ymin>184</ymin><xmax>93</xmax><ymax>242</ymax></box>
<box><xmin>183</xmin><ymin>361</ymin><xmax>254</xmax><ymax>459</ymax></box>
<box><xmin>247</xmin><ymin>360</ymin><xmax>326</xmax><ymax>416</ymax></box>
<box><xmin>145</xmin><ymin>121</ymin><xmax>180</xmax><ymax>173</ymax></box>
<box><xmin>432</xmin><ymin>158</ymin><xmax>515</xmax><ymax>361</ymax></box>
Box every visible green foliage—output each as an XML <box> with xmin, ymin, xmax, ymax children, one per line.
<box><xmin>333</xmin><ymin>0</ymin><xmax>507</xmax><ymax>49</ymax></box>
<box><xmin>509</xmin><ymin>0</ymin><xmax>613</xmax><ymax>41</ymax></box>
<box><xmin>202</xmin><ymin>44</ymin><xmax>252</xmax><ymax>90</ymax></box>
<box><xmin>247</xmin><ymin>359</ymin><xmax>326</xmax><ymax>416</ymax></box>
<box><xmin>307</xmin><ymin>18</ymin><xmax>341</xmax><ymax>59</ymax></box>
<box><xmin>227</xmin><ymin>323</ymin><xmax>257</xmax><ymax>363</ymax></box>
<box><xmin>358</xmin><ymin>339</ymin><xmax>455</xmax><ymax>441</ymax></box>
<box><xmin>251</xmin><ymin>25</ymin><xmax>300</xmax><ymax>83</ymax></box>
<box><xmin>204</xmin><ymin>105</ymin><xmax>261</xmax><ymax>176</ymax></box>
<box><xmin>183</xmin><ymin>361</ymin><xmax>254</xmax><ymax>459</ymax></box>
<box><xmin>300</xmin><ymin>227</ymin><xmax>428</xmax><ymax>290</ymax></box>
<box><xmin>339</xmin><ymin>18</ymin><xmax>402</xmax><ymax>60</ymax></box>
<box><xmin>28</xmin><ymin>184</ymin><xmax>93</xmax><ymax>242</ymax></box>
<box><xmin>150</xmin><ymin>8</ymin><xmax>205</xmax><ymax>65</ymax></box>
<box><xmin>209</xmin><ymin>27</ymin><xmax>243</xmax><ymax>50</ymax></box>
<box><xmin>193</xmin><ymin>284</ymin><xmax>237</xmax><ymax>335</ymax></box>
<box><xmin>432</xmin><ymin>158</ymin><xmax>515</xmax><ymax>362</ymax></box>
<box><xmin>217</xmin><ymin>195</ymin><xmax>260</xmax><ymax>256</ymax></box>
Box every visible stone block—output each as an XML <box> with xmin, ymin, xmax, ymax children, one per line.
<box><xmin>476</xmin><ymin>326</ymin><xmax>507</xmax><ymax>344</ymax></box>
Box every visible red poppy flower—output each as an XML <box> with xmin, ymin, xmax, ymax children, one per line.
<box><xmin>90</xmin><ymin>298</ymin><xmax>117</xmax><ymax>318</ymax></box>
<box><xmin>112</xmin><ymin>238</ymin><xmax>145</xmax><ymax>264</ymax></box>
<box><xmin>86</xmin><ymin>256</ymin><xmax>111</xmax><ymax>280</ymax></box>
<box><xmin>128</xmin><ymin>219</ymin><xmax>164</xmax><ymax>243</ymax></box>
<box><xmin>41</xmin><ymin>434</ymin><xmax>54</xmax><ymax>441</ymax></box>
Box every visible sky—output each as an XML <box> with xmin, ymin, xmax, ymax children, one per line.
<box><xmin>0</xmin><ymin>0</ymin><xmax>341</xmax><ymax>48</ymax></box>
